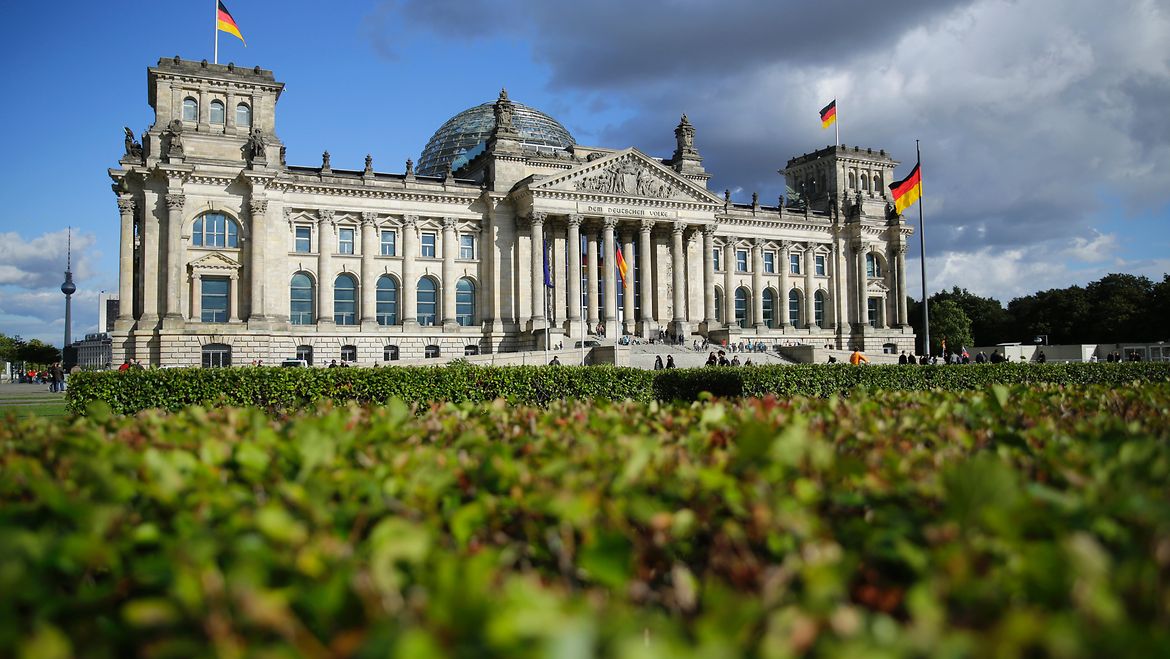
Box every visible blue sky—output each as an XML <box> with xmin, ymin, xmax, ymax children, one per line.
<box><xmin>2</xmin><ymin>0</ymin><xmax>1168</xmax><ymax>347</ymax></box>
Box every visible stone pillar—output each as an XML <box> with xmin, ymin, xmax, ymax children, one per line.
<box><xmin>228</xmin><ymin>274</ymin><xmax>240</xmax><ymax>322</ymax></box>
<box><xmin>566</xmin><ymin>214</ymin><xmax>582</xmax><ymax>334</ymax></box>
<box><xmin>191</xmin><ymin>273</ymin><xmax>202</xmax><ymax>321</ymax></box>
<box><xmin>529</xmin><ymin>213</ymin><xmax>547</xmax><ymax>331</ymax></box>
<box><xmin>751</xmin><ymin>238</ymin><xmax>765</xmax><ymax>329</ymax></box>
<box><xmin>586</xmin><ymin>226</ymin><xmax>599</xmax><ymax>329</ymax></box>
<box><xmin>856</xmin><ymin>243</ymin><xmax>869</xmax><ymax>328</ymax></box>
<box><xmin>779</xmin><ymin>240</ymin><xmax>792</xmax><ymax>328</ymax></box>
<box><xmin>163</xmin><ymin>192</ymin><xmax>185</xmax><ymax>325</ymax></box>
<box><xmin>701</xmin><ymin>225</ymin><xmax>716</xmax><ymax>332</ymax></box>
<box><xmin>248</xmin><ymin>196</ymin><xmax>268</xmax><ymax>323</ymax></box>
<box><xmin>443</xmin><ymin>216</ymin><xmax>460</xmax><ymax>330</ymax></box>
<box><xmin>723</xmin><ymin>242</ymin><xmax>735</xmax><ymax>328</ymax></box>
<box><xmin>668</xmin><ymin>222</ymin><xmax>687</xmax><ymax>337</ymax></box>
<box><xmin>141</xmin><ymin>200</ymin><xmax>159</xmax><ymax>324</ymax></box>
<box><xmin>805</xmin><ymin>245</ymin><xmax>816</xmax><ymax>329</ymax></box>
<box><xmin>638</xmin><ymin>219</ymin><xmax>656</xmax><ymax>337</ymax></box>
<box><xmin>317</xmin><ymin>210</ymin><xmax>335</xmax><ymax>328</ymax></box>
<box><xmin>621</xmin><ymin>230</ymin><xmax>636</xmax><ymax>335</ymax></box>
<box><xmin>360</xmin><ymin>212</ymin><xmax>378</xmax><ymax>327</ymax></box>
<box><xmin>896</xmin><ymin>245</ymin><xmax>908</xmax><ymax>326</ymax></box>
<box><xmin>834</xmin><ymin>231</ymin><xmax>848</xmax><ymax>332</ymax></box>
<box><xmin>401</xmin><ymin>215</ymin><xmax>419</xmax><ymax>329</ymax></box>
<box><xmin>602</xmin><ymin>217</ymin><xmax>618</xmax><ymax>337</ymax></box>
<box><xmin>116</xmin><ymin>197</ymin><xmax>136</xmax><ymax>323</ymax></box>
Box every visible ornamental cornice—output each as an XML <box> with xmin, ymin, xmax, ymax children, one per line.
<box><xmin>270</xmin><ymin>179</ymin><xmax>480</xmax><ymax>205</ymax></box>
<box><xmin>715</xmin><ymin>214</ymin><xmax>832</xmax><ymax>233</ymax></box>
<box><xmin>185</xmin><ymin>174</ymin><xmax>238</xmax><ymax>187</ymax></box>
<box><xmin>528</xmin><ymin>188</ymin><xmax>717</xmax><ymax>213</ymax></box>
<box><xmin>160</xmin><ymin>73</ymin><xmax>284</xmax><ymax>92</ymax></box>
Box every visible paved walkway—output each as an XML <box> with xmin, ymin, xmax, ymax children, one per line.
<box><xmin>0</xmin><ymin>381</ymin><xmax>68</xmax><ymax>415</ymax></box>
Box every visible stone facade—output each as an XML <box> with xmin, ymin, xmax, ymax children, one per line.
<box><xmin>110</xmin><ymin>58</ymin><xmax>914</xmax><ymax>367</ymax></box>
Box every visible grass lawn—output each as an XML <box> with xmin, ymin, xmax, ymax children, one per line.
<box><xmin>0</xmin><ymin>386</ymin><xmax>68</xmax><ymax>419</ymax></box>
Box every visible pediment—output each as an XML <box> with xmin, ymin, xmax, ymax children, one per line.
<box><xmin>529</xmin><ymin>148</ymin><xmax>722</xmax><ymax>205</ymax></box>
<box><xmin>867</xmin><ymin>279</ymin><xmax>890</xmax><ymax>293</ymax></box>
<box><xmin>189</xmin><ymin>252</ymin><xmax>242</xmax><ymax>271</ymax></box>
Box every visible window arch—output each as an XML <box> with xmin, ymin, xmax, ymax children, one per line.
<box><xmin>192</xmin><ymin>212</ymin><xmax>240</xmax><ymax>248</ymax></box>
<box><xmin>334</xmin><ymin>274</ymin><xmax>357</xmax><ymax>326</ymax></box>
<box><xmin>295</xmin><ymin>344</ymin><xmax>313</xmax><ymax>365</ymax></box>
<box><xmin>762</xmin><ymin>288</ymin><xmax>778</xmax><ymax>328</ymax></box>
<box><xmin>848</xmin><ymin>171</ymin><xmax>857</xmax><ymax>189</ymax></box>
<box><xmin>210</xmin><ymin>100</ymin><xmax>225</xmax><ymax>125</ymax></box>
<box><xmin>788</xmin><ymin>290</ymin><xmax>802</xmax><ymax>327</ymax></box>
<box><xmin>290</xmin><ymin>273</ymin><xmax>314</xmax><ymax>325</ymax></box>
<box><xmin>866</xmin><ymin>253</ymin><xmax>883</xmax><ymax>278</ymax></box>
<box><xmin>182</xmin><ymin>97</ymin><xmax>198</xmax><ymax>122</ymax></box>
<box><xmin>383</xmin><ymin>345</ymin><xmax>400</xmax><ymax>362</ymax></box>
<box><xmin>235</xmin><ymin>102</ymin><xmax>251</xmax><ymax>127</ymax></box>
<box><xmin>201</xmin><ymin>343</ymin><xmax>231</xmax><ymax>368</ymax></box>
<box><xmin>455</xmin><ymin>278</ymin><xmax>475</xmax><ymax>326</ymax></box>
<box><xmin>376</xmin><ymin>275</ymin><xmax>398</xmax><ymax>325</ymax></box>
<box><xmin>734</xmin><ymin>286</ymin><xmax>750</xmax><ymax>329</ymax></box>
<box><xmin>417</xmin><ymin>277</ymin><xmax>438</xmax><ymax>326</ymax></box>
<box><xmin>860</xmin><ymin>173</ymin><xmax>869</xmax><ymax>192</ymax></box>
<box><xmin>814</xmin><ymin>290</ymin><xmax>828</xmax><ymax>328</ymax></box>
<box><xmin>714</xmin><ymin>287</ymin><xmax>723</xmax><ymax>324</ymax></box>
<box><xmin>874</xmin><ymin>174</ymin><xmax>883</xmax><ymax>191</ymax></box>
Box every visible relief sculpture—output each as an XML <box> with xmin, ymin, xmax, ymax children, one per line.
<box><xmin>573</xmin><ymin>160</ymin><xmax>676</xmax><ymax>199</ymax></box>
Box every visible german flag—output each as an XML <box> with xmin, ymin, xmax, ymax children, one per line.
<box><xmin>889</xmin><ymin>161</ymin><xmax>922</xmax><ymax>215</ymax></box>
<box><xmin>819</xmin><ymin>100</ymin><xmax>837</xmax><ymax>129</ymax></box>
<box><xmin>615</xmin><ymin>246</ymin><xmax>629</xmax><ymax>286</ymax></box>
<box><xmin>217</xmin><ymin>1</ymin><xmax>246</xmax><ymax>45</ymax></box>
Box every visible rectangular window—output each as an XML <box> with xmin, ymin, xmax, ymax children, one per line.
<box><xmin>201</xmin><ymin>277</ymin><xmax>229</xmax><ymax>323</ymax></box>
<box><xmin>421</xmin><ymin>232</ymin><xmax>436</xmax><ymax>257</ymax></box>
<box><xmin>815</xmin><ymin>254</ymin><xmax>826</xmax><ymax>276</ymax></box>
<box><xmin>763</xmin><ymin>251</ymin><xmax>775</xmax><ymax>274</ymax></box>
<box><xmin>868</xmin><ymin>297</ymin><xmax>881</xmax><ymax>328</ymax></box>
<box><xmin>736</xmin><ymin>249</ymin><xmax>748</xmax><ymax>273</ymax></box>
<box><xmin>460</xmin><ymin>234</ymin><xmax>475</xmax><ymax>259</ymax></box>
<box><xmin>790</xmin><ymin>253</ymin><xmax>801</xmax><ymax>275</ymax></box>
<box><xmin>713</xmin><ymin>248</ymin><xmax>721</xmax><ymax>271</ymax></box>
<box><xmin>380</xmin><ymin>230</ymin><xmax>396</xmax><ymax>256</ymax></box>
<box><xmin>295</xmin><ymin>226</ymin><xmax>311</xmax><ymax>253</ymax></box>
<box><xmin>338</xmin><ymin>227</ymin><xmax>355</xmax><ymax>255</ymax></box>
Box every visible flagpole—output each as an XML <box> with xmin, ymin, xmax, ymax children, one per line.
<box><xmin>835</xmin><ymin>99</ymin><xmax>840</xmax><ymax>146</ymax></box>
<box><xmin>213</xmin><ymin>0</ymin><xmax>219</xmax><ymax>64</ymax></box>
<box><xmin>916</xmin><ymin>139</ymin><xmax>930</xmax><ymax>357</ymax></box>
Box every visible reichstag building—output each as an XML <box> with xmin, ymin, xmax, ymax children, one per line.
<box><xmin>109</xmin><ymin>57</ymin><xmax>915</xmax><ymax>366</ymax></box>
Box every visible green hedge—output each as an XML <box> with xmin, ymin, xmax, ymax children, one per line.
<box><xmin>66</xmin><ymin>362</ymin><xmax>1170</xmax><ymax>415</ymax></box>
<box><xmin>6</xmin><ymin>384</ymin><xmax>1170</xmax><ymax>656</ymax></box>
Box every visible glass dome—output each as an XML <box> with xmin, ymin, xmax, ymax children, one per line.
<box><xmin>417</xmin><ymin>100</ymin><xmax>576</xmax><ymax>176</ymax></box>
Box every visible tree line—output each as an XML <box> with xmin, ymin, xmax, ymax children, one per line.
<box><xmin>908</xmin><ymin>273</ymin><xmax>1170</xmax><ymax>353</ymax></box>
<box><xmin>0</xmin><ymin>334</ymin><xmax>63</xmax><ymax>369</ymax></box>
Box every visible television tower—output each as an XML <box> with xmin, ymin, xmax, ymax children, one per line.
<box><xmin>61</xmin><ymin>227</ymin><xmax>76</xmax><ymax>350</ymax></box>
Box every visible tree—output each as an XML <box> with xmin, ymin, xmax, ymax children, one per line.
<box><xmin>932</xmin><ymin>286</ymin><xmax>1013</xmax><ymax>346</ymax></box>
<box><xmin>909</xmin><ymin>297</ymin><xmax>973</xmax><ymax>355</ymax></box>
<box><xmin>1083</xmin><ymin>273</ymin><xmax>1154</xmax><ymax>342</ymax></box>
<box><xmin>1147</xmin><ymin>274</ymin><xmax>1170</xmax><ymax>341</ymax></box>
<box><xmin>17</xmin><ymin>339</ymin><xmax>61</xmax><ymax>367</ymax></box>
<box><xmin>1007</xmin><ymin>286</ymin><xmax>1091</xmax><ymax>344</ymax></box>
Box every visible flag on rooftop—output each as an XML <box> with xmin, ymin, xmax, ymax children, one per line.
<box><xmin>217</xmin><ymin>1</ymin><xmax>246</xmax><ymax>45</ymax></box>
<box><xmin>889</xmin><ymin>161</ymin><xmax>922</xmax><ymax>215</ymax></box>
<box><xmin>819</xmin><ymin>100</ymin><xmax>837</xmax><ymax>129</ymax></box>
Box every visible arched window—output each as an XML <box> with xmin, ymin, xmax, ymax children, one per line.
<box><xmin>295</xmin><ymin>345</ymin><xmax>313</xmax><ymax>365</ymax></box>
<box><xmin>788</xmin><ymin>290</ymin><xmax>802</xmax><ymax>327</ymax></box>
<box><xmin>376</xmin><ymin>275</ymin><xmax>398</xmax><ymax>325</ymax></box>
<box><xmin>455</xmin><ymin>278</ymin><xmax>475</xmax><ymax>326</ymax></box>
<box><xmin>383</xmin><ymin>345</ymin><xmax>399</xmax><ymax>362</ymax></box>
<box><xmin>848</xmin><ymin>171</ymin><xmax>857</xmax><ymax>189</ymax></box>
<box><xmin>762</xmin><ymin>288</ymin><xmax>777</xmax><ymax>328</ymax></box>
<box><xmin>424</xmin><ymin>345</ymin><xmax>440</xmax><ymax>358</ymax></box>
<box><xmin>874</xmin><ymin>174</ymin><xmax>883</xmax><ymax>191</ymax></box>
<box><xmin>340</xmin><ymin>345</ymin><xmax>357</xmax><ymax>362</ymax></box>
<box><xmin>182</xmin><ymin>97</ymin><xmax>198</xmax><ymax>122</ymax></box>
<box><xmin>192</xmin><ymin>212</ymin><xmax>240</xmax><ymax>248</ymax></box>
<box><xmin>334</xmin><ymin>274</ymin><xmax>357</xmax><ymax>325</ymax></box>
<box><xmin>814</xmin><ymin>290</ymin><xmax>828</xmax><ymax>328</ymax></box>
<box><xmin>464</xmin><ymin>345</ymin><xmax>479</xmax><ymax>356</ymax></box>
<box><xmin>860</xmin><ymin>173</ymin><xmax>869</xmax><ymax>192</ymax></box>
<box><xmin>734</xmin><ymin>286</ymin><xmax>749</xmax><ymax>329</ymax></box>
<box><xmin>235</xmin><ymin>103</ymin><xmax>251</xmax><ymax>127</ymax></box>
<box><xmin>714</xmin><ymin>287</ymin><xmax>723</xmax><ymax>323</ymax></box>
<box><xmin>866</xmin><ymin>253</ymin><xmax>882</xmax><ymax>278</ymax></box>
<box><xmin>290</xmin><ymin>273</ymin><xmax>314</xmax><ymax>325</ymax></box>
<box><xmin>210</xmin><ymin>100</ymin><xmax>225</xmax><ymax>125</ymax></box>
<box><xmin>201</xmin><ymin>343</ymin><xmax>231</xmax><ymax>368</ymax></box>
<box><xmin>417</xmin><ymin>277</ymin><xmax>438</xmax><ymax>326</ymax></box>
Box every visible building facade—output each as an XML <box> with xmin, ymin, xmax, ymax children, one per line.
<box><xmin>109</xmin><ymin>58</ymin><xmax>914</xmax><ymax>367</ymax></box>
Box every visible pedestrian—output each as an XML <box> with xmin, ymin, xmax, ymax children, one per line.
<box><xmin>329</xmin><ymin>359</ymin><xmax>338</xmax><ymax>368</ymax></box>
<box><xmin>849</xmin><ymin>347</ymin><xmax>869</xmax><ymax>365</ymax></box>
<box><xmin>744</xmin><ymin>358</ymin><xmax>753</xmax><ymax>366</ymax></box>
<box><xmin>654</xmin><ymin>355</ymin><xmax>664</xmax><ymax>370</ymax></box>
<box><xmin>705</xmin><ymin>351</ymin><xmax>717</xmax><ymax>367</ymax></box>
<box><xmin>549</xmin><ymin>355</ymin><xmax>561</xmax><ymax>366</ymax></box>
<box><xmin>730</xmin><ymin>355</ymin><xmax>740</xmax><ymax>366</ymax></box>
<box><xmin>898</xmin><ymin>351</ymin><xmax>908</xmax><ymax>365</ymax></box>
<box><xmin>718</xmin><ymin>351</ymin><xmax>730</xmax><ymax>366</ymax></box>
<box><xmin>666</xmin><ymin>355</ymin><xmax>676</xmax><ymax>369</ymax></box>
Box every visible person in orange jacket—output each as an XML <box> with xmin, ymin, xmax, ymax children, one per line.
<box><xmin>849</xmin><ymin>347</ymin><xmax>869</xmax><ymax>365</ymax></box>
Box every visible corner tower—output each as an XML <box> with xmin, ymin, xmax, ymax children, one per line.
<box><xmin>782</xmin><ymin>145</ymin><xmax>898</xmax><ymax>217</ymax></box>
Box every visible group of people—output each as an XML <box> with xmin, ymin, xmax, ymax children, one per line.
<box><xmin>117</xmin><ymin>359</ymin><xmax>146</xmax><ymax>370</ymax></box>
<box><xmin>704</xmin><ymin>351</ymin><xmax>752</xmax><ymax>367</ymax></box>
<box><xmin>653</xmin><ymin>355</ymin><xmax>677</xmax><ymax>369</ymax></box>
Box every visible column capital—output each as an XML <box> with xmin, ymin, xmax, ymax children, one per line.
<box><xmin>602</xmin><ymin>216</ymin><xmax>618</xmax><ymax>230</ymax></box>
<box><xmin>318</xmin><ymin>208</ymin><xmax>335</xmax><ymax>224</ymax></box>
<box><xmin>670</xmin><ymin>220</ymin><xmax>686</xmax><ymax>235</ymax></box>
<box><xmin>361</xmin><ymin>211</ymin><xmax>379</xmax><ymax>226</ymax></box>
<box><xmin>116</xmin><ymin>197</ymin><xmax>137</xmax><ymax>214</ymax></box>
<box><xmin>752</xmin><ymin>237</ymin><xmax>764</xmax><ymax>249</ymax></box>
<box><xmin>897</xmin><ymin>244</ymin><xmax>908</xmax><ymax>256</ymax></box>
<box><xmin>639</xmin><ymin>218</ymin><xmax>655</xmax><ymax>233</ymax></box>
<box><xmin>165</xmin><ymin>193</ymin><xmax>185</xmax><ymax>211</ymax></box>
<box><xmin>248</xmin><ymin>197</ymin><xmax>268</xmax><ymax>216</ymax></box>
<box><xmin>780</xmin><ymin>239</ymin><xmax>792</xmax><ymax>253</ymax></box>
<box><xmin>403</xmin><ymin>214</ymin><xmax>418</xmax><ymax>228</ymax></box>
<box><xmin>442</xmin><ymin>216</ymin><xmax>458</xmax><ymax>231</ymax></box>
<box><xmin>566</xmin><ymin>213</ymin><xmax>583</xmax><ymax>227</ymax></box>
<box><xmin>701</xmin><ymin>223</ymin><xmax>718</xmax><ymax>237</ymax></box>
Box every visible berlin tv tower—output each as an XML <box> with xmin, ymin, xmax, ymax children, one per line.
<box><xmin>61</xmin><ymin>227</ymin><xmax>76</xmax><ymax>350</ymax></box>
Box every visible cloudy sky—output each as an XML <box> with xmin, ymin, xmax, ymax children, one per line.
<box><xmin>1</xmin><ymin>0</ymin><xmax>1167</xmax><ymax>346</ymax></box>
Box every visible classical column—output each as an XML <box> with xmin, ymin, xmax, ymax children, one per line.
<box><xmin>528</xmin><ymin>213</ymin><xmax>547</xmax><ymax>331</ymax></box>
<box><xmin>443</xmin><ymin>216</ymin><xmax>460</xmax><ymax>330</ymax></box>
<box><xmin>566</xmin><ymin>214</ymin><xmax>582</xmax><ymax>334</ymax></box>
<box><xmin>141</xmin><ymin>200</ymin><xmax>159</xmax><ymax>323</ymax></box>
<box><xmin>602</xmin><ymin>217</ymin><xmax>618</xmax><ymax>337</ymax></box>
<box><xmin>779</xmin><ymin>240</ymin><xmax>792</xmax><ymax>328</ymax></box>
<box><xmin>163</xmin><ymin>192</ymin><xmax>185</xmax><ymax>324</ymax></box>
<box><xmin>401</xmin><ymin>215</ymin><xmax>419</xmax><ymax>329</ymax></box>
<box><xmin>751</xmin><ymin>238</ymin><xmax>765</xmax><ymax>330</ymax></box>
<box><xmin>586</xmin><ymin>226</ymin><xmax>599</xmax><ymax>329</ymax></box>
<box><xmin>667</xmin><ymin>222</ymin><xmax>687</xmax><ymax>337</ymax></box>
<box><xmin>116</xmin><ymin>197</ymin><xmax>136</xmax><ymax>323</ymax></box>
<box><xmin>191</xmin><ymin>273</ymin><xmax>202</xmax><ymax>321</ymax></box>
<box><xmin>228</xmin><ymin>274</ymin><xmax>240</xmax><ymax>323</ymax></box>
<box><xmin>833</xmin><ymin>229</ymin><xmax>848</xmax><ymax>332</ymax></box>
<box><xmin>723</xmin><ymin>242</ymin><xmax>735</xmax><ymax>328</ymax></box>
<box><xmin>702</xmin><ymin>225</ymin><xmax>716</xmax><ymax>332</ymax></box>
<box><xmin>621</xmin><ymin>230</ymin><xmax>636</xmax><ymax>335</ymax></box>
<box><xmin>360</xmin><ymin>212</ymin><xmax>378</xmax><ymax>327</ymax></box>
<box><xmin>856</xmin><ymin>242</ymin><xmax>869</xmax><ymax>328</ymax></box>
<box><xmin>804</xmin><ymin>245</ymin><xmax>816</xmax><ymax>329</ymax></box>
<box><xmin>248</xmin><ymin>196</ymin><xmax>269</xmax><ymax>322</ymax></box>
<box><xmin>317</xmin><ymin>210</ymin><xmax>335</xmax><ymax>327</ymax></box>
<box><xmin>638</xmin><ymin>219</ymin><xmax>655</xmax><ymax>336</ymax></box>
<box><xmin>895</xmin><ymin>245</ymin><xmax>908</xmax><ymax>326</ymax></box>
